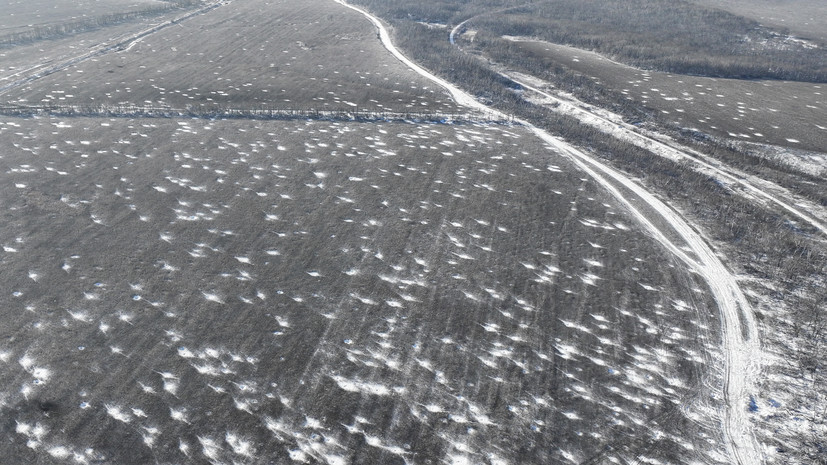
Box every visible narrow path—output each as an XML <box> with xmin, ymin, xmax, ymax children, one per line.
<box><xmin>334</xmin><ymin>1</ymin><xmax>764</xmax><ymax>463</ymax></box>
<box><xmin>449</xmin><ymin>3</ymin><xmax>538</xmax><ymax>45</ymax></box>
<box><xmin>333</xmin><ymin>0</ymin><xmax>497</xmax><ymax>115</ymax></box>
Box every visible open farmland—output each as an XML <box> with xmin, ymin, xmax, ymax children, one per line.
<box><xmin>688</xmin><ymin>0</ymin><xmax>827</xmax><ymax>42</ymax></box>
<box><xmin>0</xmin><ymin>0</ymin><xmax>167</xmax><ymax>34</ymax></box>
<box><xmin>1</xmin><ymin>0</ymin><xmax>826</xmax><ymax>463</ymax></box>
<box><xmin>1</xmin><ymin>116</ymin><xmax>726</xmax><ymax>464</ymax></box>
<box><xmin>0</xmin><ymin>0</ymin><xmax>204</xmax><ymax>50</ymax></box>
<box><xmin>0</xmin><ymin>0</ymin><xmax>459</xmax><ymax>114</ymax></box>
<box><xmin>0</xmin><ymin>4</ymin><xmax>202</xmax><ymax>85</ymax></box>
<box><xmin>0</xmin><ymin>12</ymin><xmax>186</xmax><ymax>78</ymax></box>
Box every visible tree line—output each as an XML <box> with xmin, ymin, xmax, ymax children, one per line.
<box><xmin>0</xmin><ymin>103</ymin><xmax>510</xmax><ymax>125</ymax></box>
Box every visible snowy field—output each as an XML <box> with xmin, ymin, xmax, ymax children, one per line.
<box><xmin>0</xmin><ymin>0</ymin><xmax>166</xmax><ymax>34</ymax></box>
<box><xmin>0</xmin><ymin>0</ymin><xmax>458</xmax><ymax>114</ymax></box>
<box><xmin>500</xmin><ymin>38</ymin><xmax>827</xmax><ymax>154</ymax></box>
<box><xmin>0</xmin><ymin>116</ymin><xmax>728</xmax><ymax>464</ymax></box>
<box><xmin>689</xmin><ymin>0</ymin><xmax>827</xmax><ymax>42</ymax></box>
<box><xmin>3</xmin><ymin>0</ymin><xmax>821</xmax><ymax>462</ymax></box>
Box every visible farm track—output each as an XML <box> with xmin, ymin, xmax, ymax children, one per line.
<box><xmin>335</xmin><ymin>1</ymin><xmax>764</xmax><ymax>464</ymax></box>
<box><xmin>0</xmin><ymin>0</ymin><xmax>226</xmax><ymax>96</ymax></box>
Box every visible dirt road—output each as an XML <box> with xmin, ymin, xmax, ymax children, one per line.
<box><xmin>336</xmin><ymin>1</ymin><xmax>765</xmax><ymax>463</ymax></box>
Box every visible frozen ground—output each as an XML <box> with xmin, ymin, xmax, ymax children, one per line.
<box><xmin>0</xmin><ymin>116</ymin><xmax>728</xmax><ymax>464</ymax></box>
<box><xmin>0</xmin><ymin>0</ymin><xmax>166</xmax><ymax>34</ymax></box>
<box><xmin>3</xmin><ymin>0</ymin><xmax>821</xmax><ymax>462</ymax></box>
<box><xmin>688</xmin><ymin>0</ymin><xmax>827</xmax><ymax>42</ymax></box>
<box><xmin>0</xmin><ymin>0</ymin><xmax>459</xmax><ymax>114</ymax></box>
<box><xmin>500</xmin><ymin>37</ymin><xmax>827</xmax><ymax>154</ymax></box>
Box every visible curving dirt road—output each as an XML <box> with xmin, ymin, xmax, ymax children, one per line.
<box><xmin>335</xmin><ymin>1</ymin><xmax>764</xmax><ymax>463</ymax></box>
